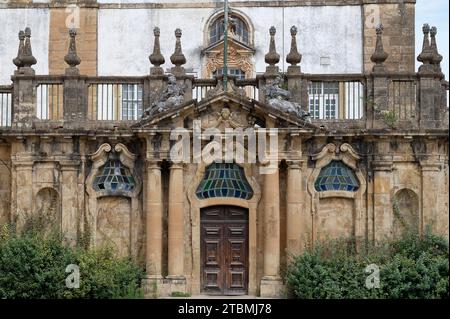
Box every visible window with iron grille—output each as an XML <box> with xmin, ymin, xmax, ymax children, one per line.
<box><xmin>308</xmin><ymin>82</ymin><xmax>339</xmax><ymax>120</ymax></box>
<box><xmin>121</xmin><ymin>84</ymin><xmax>143</xmax><ymax>120</ymax></box>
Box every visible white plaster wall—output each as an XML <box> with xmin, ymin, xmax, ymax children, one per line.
<box><xmin>0</xmin><ymin>9</ymin><xmax>49</xmax><ymax>84</ymax></box>
<box><xmin>98</xmin><ymin>6</ymin><xmax>362</xmax><ymax>76</ymax></box>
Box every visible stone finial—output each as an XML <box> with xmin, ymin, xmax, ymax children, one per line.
<box><xmin>370</xmin><ymin>24</ymin><xmax>388</xmax><ymax>72</ymax></box>
<box><xmin>286</xmin><ymin>26</ymin><xmax>302</xmax><ymax>67</ymax></box>
<box><xmin>170</xmin><ymin>28</ymin><xmax>187</xmax><ymax>75</ymax></box>
<box><xmin>21</xmin><ymin>27</ymin><xmax>37</xmax><ymax>68</ymax></box>
<box><xmin>430</xmin><ymin>26</ymin><xmax>443</xmax><ymax>73</ymax></box>
<box><xmin>13</xmin><ymin>30</ymin><xmax>25</xmax><ymax>69</ymax></box>
<box><xmin>265</xmin><ymin>26</ymin><xmax>280</xmax><ymax>67</ymax></box>
<box><xmin>64</xmin><ymin>28</ymin><xmax>81</xmax><ymax>74</ymax></box>
<box><xmin>149</xmin><ymin>27</ymin><xmax>165</xmax><ymax>74</ymax></box>
<box><xmin>417</xmin><ymin>24</ymin><xmax>434</xmax><ymax>74</ymax></box>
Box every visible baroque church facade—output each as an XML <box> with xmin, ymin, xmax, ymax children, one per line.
<box><xmin>0</xmin><ymin>0</ymin><xmax>448</xmax><ymax>297</ymax></box>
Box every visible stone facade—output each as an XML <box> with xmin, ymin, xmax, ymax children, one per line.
<box><xmin>0</xmin><ymin>0</ymin><xmax>448</xmax><ymax>298</ymax></box>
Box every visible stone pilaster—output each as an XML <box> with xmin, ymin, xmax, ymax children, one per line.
<box><xmin>145</xmin><ymin>160</ymin><xmax>163</xmax><ymax>276</ymax></box>
<box><xmin>167</xmin><ymin>162</ymin><xmax>186</xmax><ymax>291</ymax></box>
<box><xmin>143</xmin><ymin>160</ymin><xmax>164</xmax><ymax>297</ymax></box>
<box><xmin>286</xmin><ymin>160</ymin><xmax>304</xmax><ymax>257</ymax></box>
<box><xmin>60</xmin><ymin>160</ymin><xmax>79</xmax><ymax>245</ymax></box>
<box><xmin>420</xmin><ymin>162</ymin><xmax>441</xmax><ymax>234</ymax></box>
<box><xmin>260</xmin><ymin>156</ymin><xmax>283</xmax><ymax>297</ymax></box>
<box><xmin>372</xmin><ymin>159</ymin><xmax>393</xmax><ymax>241</ymax></box>
<box><xmin>13</xmin><ymin>161</ymin><xmax>33</xmax><ymax>230</ymax></box>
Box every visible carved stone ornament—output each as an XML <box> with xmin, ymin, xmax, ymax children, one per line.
<box><xmin>143</xmin><ymin>74</ymin><xmax>186</xmax><ymax>117</ymax></box>
<box><xmin>262</xmin><ymin>74</ymin><xmax>311</xmax><ymax>121</ymax></box>
<box><xmin>205</xmin><ymin>46</ymin><xmax>253</xmax><ymax>76</ymax></box>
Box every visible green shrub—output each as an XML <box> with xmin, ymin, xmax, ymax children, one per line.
<box><xmin>286</xmin><ymin>232</ymin><xmax>449</xmax><ymax>299</ymax></box>
<box><xmin>0</xmin><ymin>223</ymin><xmax>144</xmax><ymax>299</ymax></box>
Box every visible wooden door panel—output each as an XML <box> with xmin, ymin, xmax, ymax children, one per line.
<box><xmin>201</xmin><ymin>206</ymin><xmax>248</xmax><ymax>295</ymax></box>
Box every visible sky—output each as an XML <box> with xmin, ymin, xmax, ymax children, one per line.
<box><xmin>415</xmin><ymin>0</ymin><xmax>449</xmax><ymax>79</ymax></box>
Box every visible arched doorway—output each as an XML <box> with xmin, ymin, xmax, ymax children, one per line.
<box><xmin>200</xmin><ymin>205</ymin><xmax>249</xmax><ymax>295</ymax></box>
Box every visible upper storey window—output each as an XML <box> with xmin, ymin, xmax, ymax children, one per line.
<box><xmin>209</xmin><ymin>15</ymin><xmax>249</xmax><ymax>45</ymax></box>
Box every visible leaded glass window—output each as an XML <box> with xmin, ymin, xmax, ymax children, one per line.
<box><xmin>196</xmin><ymin>163</ymin><xmax>253</xmax><ymax>200</ymax></box>
<box><xmin>314</xmin><ymin>161</ymin><xmax>359</xmax><ymax>192</ymax></box>
<box><xmin>94</xmin><ymin>159</ymin><xmax>136</xmax><ymax>193</ymax></box>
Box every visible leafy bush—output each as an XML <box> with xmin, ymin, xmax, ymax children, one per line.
<box><xmin>0</xmin><ymin>223</ymin><xmax>144</xmax><ymax>299</ymax></box>
<box><xmin>285</xmin><ymin>231</ymin><xmax>449</xmax><ymax>299</ymax></box>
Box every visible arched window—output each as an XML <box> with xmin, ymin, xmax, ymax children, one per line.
<box><xmin>196</xmin><ymin>163</ymin><xmax>253</xmax><ymax>200</ymax></box>
<box><xmin>315</xmin><ymin>161</ymin><xmax>359</xmax><ymax>192</ymax></box>
<box><xmin>94</xmin><ymin>159</ymin><xmax>136</xmax><ymax>193</ymax></box>
<box><xmin>209</xmin><ymin>15</ymin><xmax>249</xmax><ymax>45</ymax></box>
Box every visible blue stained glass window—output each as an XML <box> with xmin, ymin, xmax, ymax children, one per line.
<box><xmin>314</xmin><ymin>161</ymin><xmax>359</xmax><ymax>192</ymax></box>
<box><xmin>196</xmin><ymin>163</ymin><xmax>254</xmax><ymax>200</ymax></box>
<box><xmin>94</xmin><ymin>160</ymin><xmax>136</xmax><ymax>193</ymax></box>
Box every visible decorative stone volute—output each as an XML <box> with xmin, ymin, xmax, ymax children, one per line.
<box><xmin>370</xmin><ymin>24</ymin><xmax>388</xmax><ymax>73</ymax></box>
<box><xmin>264</xmin><ymin>26</ymin><xmax>280</xmax><ymax>68</ymax></box>
<box><xmin>417</xmin><ymin>24</ymin><xmax>434</xmax><ymax>74</ymax></box>
<box><xmin>64</xmin><ymin>28</ymin><xmax>81</xmax><ymax>75</ymax></box>
<box><xmin>21</xmin><ymin>27</ymin><xmax>37</xmax><ymax>69</ymax></box>
<box><xmin>149</xmin><ymin>27</ymin><xmax>165</xmax><ymax>75</ymax></box>
<box><xmin>429</xmin><ymin>26</ymin><xmax>443</xmax><ymax>74</ymax></box>
<box><xmin>170</xmin><ymin>28</ymin><xmax>187</xmax><ymax>75</ymax></box>
<box><xmin>286</xmin><ymin>26</ymin><xmax>302</xmax><ymax>67</ymax></box>
<box><xmin>13</xmin><ymin>30</ymin><xmax>25</xmax><ymax>69</ymax></box>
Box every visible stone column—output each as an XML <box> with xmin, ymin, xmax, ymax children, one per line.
<box><xmin>260</xmin><ymin>158</ymin><xmax>283</xmax><ymax>297</ymax></box>
<box><xmin>286</xmin><ymin>160</ymin><xmax>304</xmax><ymax>257</ymax></box>
<box><xmin>145</xmin><ymin>160</ymin><xmax>163</xmax><ymax>278</ymax></box>
<box><xmin>60</xmin><ymin>161</ymin><xmax>79</xmax><ymax>245</ymax></box>
<box><xmin>167</xmin><ymin>163</ymin><xmax>186</xmax><ymax>287</ymax></box>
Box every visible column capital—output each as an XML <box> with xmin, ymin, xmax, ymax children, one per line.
<box><xmin>59</xmin><ymin>160</ymin><xmax>80</xmax><ymax>169</ymax></box>
<box><xmin>286</xmin><ymin>160</ymin><xmax>303</xmax><ymax>169</ymax></box>
<box><xmin>146</xmin><ymin>159</ymin><xmax>162</xmax><ymax>169</ymax></box>
<box><xmin>372</xmin><ymin>161</ymin><xmax>393</xmax><ymax>171</ymax></box>
<box><xmin>420</xmin><ymin>162</ymin><xmax>441</xmax><ymax>172</ymax></box>
<box><xmin>169</xmin><ymin>162</ymin><xmax>185</xmax><ymax>170</ymax></box>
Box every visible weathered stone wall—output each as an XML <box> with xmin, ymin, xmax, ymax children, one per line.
<box><xmin>48</xmin><ymin>7</ymin><xmax>98</xmax><ymax>75</ymax></box>
<box><xmin>363</xmin><ymin>2</ymin><xmax>415</xmax><ymax>73</ymax></box>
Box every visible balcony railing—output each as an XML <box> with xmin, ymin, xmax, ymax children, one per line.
<box><xmin>0</xmin><ymin>70</ymin><xmax>446</xmax><ymax>132</ymax></box>
<box><xmin>306</xmin><ymin>75</ymin><xmax>365</xmax><ymax>120</ymax></box>
<box><xmin>387</xmin><ymin>76</ymin><xmax>418</xmax><ymax>121</ymax></box>
<box><xmin>36</xmin><ymin>82</ymin><xmax>64</xmax><ymax>120</ymax></box>
<box><xmin>87</xmin><ymin>78</ymin><xmax>144</xmax><ymax>121</ymax></box>
<box><xmin>0</xmin><ymin>86</ymin><xmax>12</xmax><ymax>127</ymax></box>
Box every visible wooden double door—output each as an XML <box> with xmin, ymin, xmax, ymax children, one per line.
<box><xmin>201</xmin><ymin>206</ymin><xmax>249</xmax><ymax>295</ymax></box>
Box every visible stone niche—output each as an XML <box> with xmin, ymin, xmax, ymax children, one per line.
<box><xmin>35</xmin><ymin>187</ymin><xmax>61</xmax><ymax>232</ymax></box>
<box><xmin>85</xmin><ymin>143</ymin><xmax>142</xmax><ymax>259</ymax></box>
<box><xmin>392</xmin><ymin>188</ymin><xmax>419</xmax><ymax>238</ymax></box>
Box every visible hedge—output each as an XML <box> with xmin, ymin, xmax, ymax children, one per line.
<box><xmin>285</xmin><ymin>231</ymin><xmax>449</xmax><ymax>299</ymax></box>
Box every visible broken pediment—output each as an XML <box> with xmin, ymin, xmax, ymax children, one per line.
<box><xmin>132</xmin><ymin>89</ymin><xmax>318</xmax><ymax>133</ymax></box>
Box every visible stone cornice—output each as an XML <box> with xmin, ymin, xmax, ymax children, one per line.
<box><xmin>1</xmin><ymin>0</ymin><xmax>416</xmax><ymax>10</ymax></box>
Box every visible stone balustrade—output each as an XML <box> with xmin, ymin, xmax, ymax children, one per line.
<box><xmin>0</xmin><ymin>24</ymin><xmax>448</xmax><ymax>133</ymax></box>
